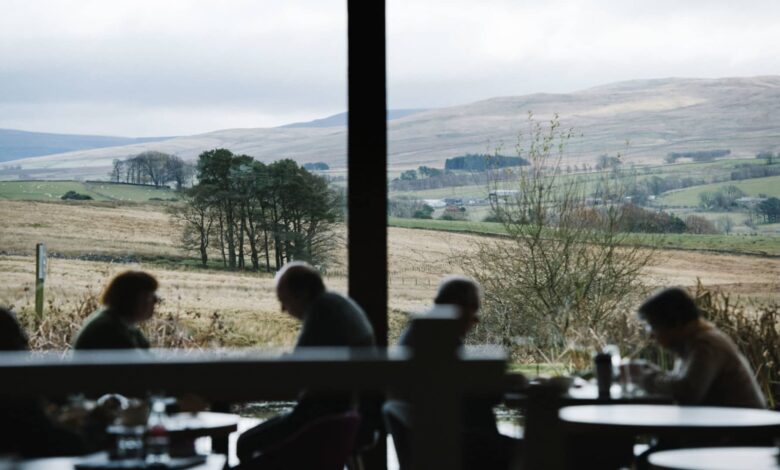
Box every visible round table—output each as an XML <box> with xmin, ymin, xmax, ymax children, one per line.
<box><xmin>13</xmin><ymin>453</ymin><xmax>226</xmax><ymax>470</ymax></box>
<box><xmin>648</xmin><ymin>446</ymin><xmax>780</xmax><ymax>470</ymax></box>
<box><xmin>560</xmin><ymin>405</ymin><xmax>780</xmax><ymax>438</ymax></box>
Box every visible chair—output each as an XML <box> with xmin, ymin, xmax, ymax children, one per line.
<box><xmin>346</xmin><ymin>393</ymin><xmax>385</xmax><ymax>470</ymax></box>
<box><xmin>382</xmin><ymin>401</ymin><xmax>413</xmax><ymax>470</ymax></box>
<box><xmin>237</xmin><ymin>411</ymin><xmax>361</xmax><ymax>470</ymax></box>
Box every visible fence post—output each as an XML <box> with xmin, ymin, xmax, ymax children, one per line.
<box><xmin>35</xmin><ymin>243</ymin><xmax>47</xmax><ymax>318</ymax></box>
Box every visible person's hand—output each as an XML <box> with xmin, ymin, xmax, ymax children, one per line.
<box><xmin>620</xmin><ymin>360</ymin><xmax>658</xmax><ymax>380</ymax></box>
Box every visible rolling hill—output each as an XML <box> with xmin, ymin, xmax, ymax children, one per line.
<box><xmin>0</xmin><ymin>128</ymin><xmax>171</xmax><ymax>163</ymax></box>
<box><xmin>3</xmin><ymin>76</ymin><xmax>780</xmax><ymax>180</ymax></box>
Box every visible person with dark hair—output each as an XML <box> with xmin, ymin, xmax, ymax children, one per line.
<box><xmin>0</xmin><ymin>306</ymin><xmax>29</xmax><ymax>351</ymax></box>
<box><xmin>0</xmin><ymin>307</ymin><xmax>87</xmax><ymax>457</ymax></box>
<box><xmin>630</xmin><ymin>287</ymin><xmax>765</xmax><ymax>408</ymax></box>
<box><xmin>236</xmin><ymin>261</ymin><xmax>375</xmax><ymax>463</ymax></box>
<box><xmin>395</xmin><ymin>276</ymin><xmax>522</xmax><ymax>470</ymax></box>
<box><xmin>73</xmin><ymin>270</ymin><xmax>159</xmax><ymax>350</ymax></box>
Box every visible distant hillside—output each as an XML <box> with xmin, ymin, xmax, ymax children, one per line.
<box><xmin>3</xmin><ymin>76</ymin><xmax>780</xmax><ymax>180</ymax></box>
<box><xmin>0</xmin><ymin>128</ymin><xmax>172</xmax><ymax>163</ymax></box>
<box><xmin>281</xmin><ymin>109</ymin><xmax>427</xmax><ymax>128</ymax></box>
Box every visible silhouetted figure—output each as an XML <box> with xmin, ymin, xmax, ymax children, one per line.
<box><xmin>628</xmin><ymin>288</ymin><xmax>768</xmax><ymax>470</ymax></box>
<box><xmin>396</xmin><ymin>276</ymin><xmax>520</xmax><ymax>470</ymax></box>
<box><xmin>236</xmin><ymin>262</ymin><xmax>375</xmax><ymax>463</ymax></box>
<box><xmin>631</xmin><ymin>287</ymin><xmax>765</xmax><ymax>408</ymax></box>
<box><xmin>0</xmin><ymin>307</ymin><xmax>86</xmax><ymax>457</ymax></box>
<box><xmin>73</xmin><ymin>271</ymin><xmax>159</xmax><ymax>350</ymax></box>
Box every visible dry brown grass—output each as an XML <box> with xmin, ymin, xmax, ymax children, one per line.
<box><xmin>694</xmin><ymin>281</ymin><xmax>780</xmax><ymax>408</ymax></box>
<box><xmin>0</xmin><ymin>200</ymin><xmax>181</xmax><ymax>257</ymax></box>
<box><xmin>1</xmin><ymin>200</ymin><xmax>778</xmax><ymax>350</ymax></box>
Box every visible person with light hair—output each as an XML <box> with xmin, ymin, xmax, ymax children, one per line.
<box><xmin>236</xmin><ymin>261</ymin><xmax>375</xmax><ymax>463</ymax></box>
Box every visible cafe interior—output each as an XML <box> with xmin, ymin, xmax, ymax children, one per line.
<box><xmin>1</xmin><ymin>2</ymin><xmax>779</xmax><ymax>470</ymax></box>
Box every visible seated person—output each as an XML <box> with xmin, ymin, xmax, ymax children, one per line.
<box><xmin>73</xmin><ymin>270</ymin><xmax>159</xmax><ymax>350</ymax></box>
<box><xmin>236</xmin><ymin>261</ymin><xmax>375</xmax><ymax>463</ymax></box>
<box><xmin>0</xmin><ymin>307</ymin><xmax>87</xmax><ymax>457</ymax></box>
<box><xmin>395</xmin><ymin>275</ymin><xmax>521</xmax><ymax>470</ymax></box>
<box><xmin>631</xmin><ymin>287</ymin><xmax>766</xmax><ymax>408</ymax></box>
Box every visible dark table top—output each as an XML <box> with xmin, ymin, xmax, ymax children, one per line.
<box><xmin>505</xmin><ymin>381</ymin><xmax>671</xmax><ymax>407</ymax></box>
<box><xmin>109</xmin><ymin>412</ymin><xmax>239</xmax><ymax>438</ymax></box>
<box><xmin>647</xmin><ymin>446</ymin><xmax>780</xmax><ymax>470</ymax></box>
<box><xmin>560</xmin><ymin>405</ymin><xmax>780</xmax><ymax>436</ymax></box>
<box><xmin>8</xmin><ymin>453</ymin><xmax>226</xmax><ymax>470</ymax></box>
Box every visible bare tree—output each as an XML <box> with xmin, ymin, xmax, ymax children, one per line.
<box><xmin>168</xmin><ymin>187</ymin><xmax>216</xmax><ymax>267</ymax></box>
<box><xmin>462</xmin><ymin>114</ymin><xmax>655</xmax><ymax>354</ymax></box>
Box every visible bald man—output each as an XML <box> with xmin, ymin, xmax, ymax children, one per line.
<box><xmin>237</xmin><ymin>261</ymin><xmax>375</xmax><ymax>463</ymax></box>
<box><xmin>396</xmin><ymin>275</ymin><xmax>520</xmax><ymax>470</ymax></box>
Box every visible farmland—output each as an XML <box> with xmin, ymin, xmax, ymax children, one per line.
<box><xmin>658</xmin><ymin>175</ymin><xmax>780</xmax><ymax>206</ymax></box>
<box><xmin>1</xmin><ymin>195</ymin><xmax>778</xmax><ymax>351</ymax></box>
<box><xmin>0</xmin><ymin>180</ymin><xmax>176</xmax><ymax>202</ymax></box>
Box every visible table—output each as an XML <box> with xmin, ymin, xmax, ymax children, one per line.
<box><xmin>506</xmin><ymin>381</ymin><xmax>670</xmax><ymax>470</ymax></box>
<box><xmin>505</xmin><ymin>381</ymin><xmax>670</xmax><ymax>407</ymax></box>
<box><xmin>648</xmin><ymin>446</ymin><xmax>780</xmax><ymax>470</ymax></box>
<box><xmin>560</xmin><ymin>405</ymin><xmax>780</xmax><ymax>439</ymax></box>
<box><xmin>109</xmin><ymin>412</ymin><xmax>239</xmax><ymax>455</ymax></box>
<box><xmin>13</xmin><ymin>453</ymin><xmax>226</xmax><ymax>470</ymax></box>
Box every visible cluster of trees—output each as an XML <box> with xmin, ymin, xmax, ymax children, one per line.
<box><xmin>623</xmin><ymin>174</ymin><xmax>706</xmax><ymax>205</ymax></box>
<box><xmin>595</xmin><ymin>154</ymin><xmax>622</xmax><ymax>170</ymax></box>
<box><xmin>388</xmin><ymin>198</ymin><xmax>435</xmax><ymax>219</ymax></box>
<box><xmin>444</xmin><ymin>154</ymin><xmax>529</xmax><ymax>171</ymax></box>
<box><xmin>730</xmin><ymin>163</ymin><xmax>780</xmax><ymax>181</ymax></box>
<box><xmin>61</xmin><ymin>190</ymin><xmax>92</xmax><ymax>201</ymax></box>
<box><xmin>665</xmin><ymin>149</ymin><xmax>730</xmax><ymax>163</ymax></box>
<box><xmin>613</xmin><ymin>205</ymin><xmax>717</xmax><ymax>234</ymax></box>
<box><xmin>110</xmin><ymin>151</ymin><xmax>195</xmax><ymax>189</ymax></box>
<box><xmin>699</xmin><ymin>186</ymin><xmax>747</xmax><ymax>211</ymax></box>
<box><xmin>171</xmin><ymin>149</ymin><xmax>342</xmax><ymax>271</ymax></box>
<box><xmin>390</xmin><ymin>168</ymin><xmax>519</xmax><ymax>192</ymax></box>
<box><xmin>757</xmin><ymin>197</ymin><xmax>780</xmax><ymax>223</ymax></box>
<box><xmin>398</xmin><ymin>165</ymin><xmax>444</xmax><ymax>181</ymax></box>
<box><xmin>756</xmin><ymin>151</ymin><xmax>777</xmax><ymax>164</ymax></box>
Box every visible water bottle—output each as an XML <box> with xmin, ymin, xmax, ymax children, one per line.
<box><xmin>594</xmin><ymin>352</ymin><xmax>613</xmax><ymax>399</ymax></box>
<box><xmin>145</xmin><ymin>398</ymin><xmax>170</xmax><ymax>464</ymax></box>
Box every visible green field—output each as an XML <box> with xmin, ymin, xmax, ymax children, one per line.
<box><xmin>388</xmin><ymin>217</ymin><xmax>780</xmax><ymax>256</ymax></box>
<box><xmin>0</xmin><ymin>181</ymin><xmax>176</xmax><ymax>202</ymax></box>
<box><xmin>658</xmin><ymin>175</ymin><xmax>780</xmax><ymax>206</ymax></box>
<box><xmin>391</xmin><ymin>158</ymin><xmax>774</xmax><ymax>201</ymax></box>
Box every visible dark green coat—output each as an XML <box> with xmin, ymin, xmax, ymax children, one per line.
<box><xmin>73</xmin><ymin>308</ymin><xmax>150</xmax><ymax>350</ymax></box>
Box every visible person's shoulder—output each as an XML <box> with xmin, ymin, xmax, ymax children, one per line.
<box><xmin>691</xmin><ymin>325</ymin><xmax>738</xmax><ymax>354</ymax></box>
<box><xmin>73</xmin><ymin>308</ymin><xmax>129</xmax><ymax>349</ymax></box>
<box><xmin>315</xmin><ymin>292</ymin><xmax>364</xmax><ymax>315</ymax></box>
<box><xmin>79</xmin><ymin>308</ymin><xmax>114</xmax><ymax>330</ymax></box>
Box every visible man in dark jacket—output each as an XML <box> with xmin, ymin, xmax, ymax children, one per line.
<box><xmin>395</xmin><ymin>276</ymin><xmax>521</xmax><ymax>470</ymax></box>
<box><xmin>236</xmin><ymin>262</ymin><xmax>375</xmax><ymax>462</ymax></box>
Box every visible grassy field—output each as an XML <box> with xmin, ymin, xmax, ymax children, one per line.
<box><xmin>391</xmin><ymin>158</ymin><xmax>773</xmax><ymax>200</ymax></box>
<box><xmin>389</xmin><ymin>217</ymin><xmax>780</xmax><ymax>256</ymax></box>
<box><xmin>0</xmin><ymin>181</ymin><xmax>176</xmax><ymax>202</ymax></box>
<box><xmin>1</xmin><ymin>194</ymin><xmax>778</xmax><ymax>349</ymax></box>
<box><xmin>658</xmin><ymin>175</ymin><xmax>780</xmax><ymax>206</ymax></box>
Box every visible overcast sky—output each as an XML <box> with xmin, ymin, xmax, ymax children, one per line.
<box><xmin>1</xmin><ymin>0</ymin><xmax>779</xmax><ymax>136</ymax></box>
